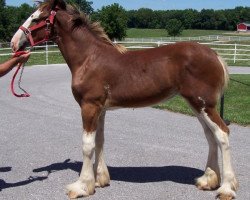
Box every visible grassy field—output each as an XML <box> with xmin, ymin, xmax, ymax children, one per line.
<box><xmin>125</xmin><ymin>28</ymin><xmax>250</xmax><ymax>67</ymax></box>
<box><xmin>0</xmin><ymin>51</ymin><xmax>65</xmax><ymax>65</ymax></box>
<box><xmin>126</xmin><ymin>28</ymin><xmax>233</xmax><ymax>38</ymax></box>
<box><xmin>154</xmin><ymin>75</ymin><xmax>250</xmax><ymax>126</ymax></box>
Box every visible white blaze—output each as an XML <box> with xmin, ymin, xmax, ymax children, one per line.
<box><xmin>11</xmin><ymin>9</ymin><xmax>42</xmax><ymax>51</ymax></box>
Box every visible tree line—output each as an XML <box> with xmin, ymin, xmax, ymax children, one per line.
<box><xmin>0</xmin><ymin>0</ymin><xmax>250</xmax><ymax>42</ymax></box>
<box><xmin>126</xmin><ymin>7</ymin><xmax>250</xmax><ymax>30</ymax></box>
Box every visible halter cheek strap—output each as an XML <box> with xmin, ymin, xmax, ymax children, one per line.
<box><xmin>19</xmin><ymin>10</ymin><xmax>57</xmax><ymax>47</ymax></box>
<box><xmin>19</xmin><ymin>26</ymin><xmax>35</xmax><ymax>46</ymax></box>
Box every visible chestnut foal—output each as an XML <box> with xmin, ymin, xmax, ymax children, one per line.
<box><xmin>11</xmin><ymin>0</ymin><xmax>238</xmax><ymax>199</ymax></box>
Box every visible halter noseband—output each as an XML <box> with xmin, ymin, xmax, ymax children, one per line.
<box><xmin>19</xmin><ymin>10</ymin><xmax>57</xmax><ymax>47</ymax></box>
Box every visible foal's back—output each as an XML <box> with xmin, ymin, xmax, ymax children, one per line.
<box><xmin>105</xmin><ymin>42</ymin><xmax>225</xmax><ymax>108</ymax></box>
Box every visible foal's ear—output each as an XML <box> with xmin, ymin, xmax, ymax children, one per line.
<box><xmin>51</xmin><ymin>0</ymin><xmax>58</xmax><ymax>10</ymax></box>
<box><xmin>51</xmin><ymin>0</ymin><xmax>66</xmax><ymax>10</ymax></box>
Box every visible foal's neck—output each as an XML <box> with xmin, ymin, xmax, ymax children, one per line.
<box><xmin>56</xmin><ymin>26</ymin><xmax>98</xmax><ymax>74</ymax></box>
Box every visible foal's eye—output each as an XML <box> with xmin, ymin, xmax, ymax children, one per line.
<box><xmin>32</xmin><ymin>18</ymin><xmax>39</xmax><ymax>23</ymax></box>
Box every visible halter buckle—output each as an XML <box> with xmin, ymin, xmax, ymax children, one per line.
<box><xmin>46</xmin><ymin>19</ymin><xmax>51</xmax><ymax>30</ymax></box>
<box><xmin>19</xmin><ymin>26</ymin><xmax>31</xmax><ymax>36</ymax></box>
<box><xmin>24</xmin><ymin>29</ymin><xmax>31</xmax><ymax>35</ymax></box>
<box><xmin>51</xmin><ymin>10</ymin><xmax>57</xmax><ymax>16</ymax></box>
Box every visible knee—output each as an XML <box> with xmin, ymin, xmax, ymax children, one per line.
<box><xmin>215</xmin><ymin>130</ymin><xmax>229</xmax><ymax>149</ymax></box>
<box><xmin>83</xmin><ymin>131</ymin><xmax>96</xmax><ymax>156</ymax></box>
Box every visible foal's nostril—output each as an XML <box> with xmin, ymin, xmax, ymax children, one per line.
<box><xmin>10</xmin><ymin>42</ymin><xmax>15</xmax><ymax>51</ymax></box>
<box><xmin>10</xmin><ymin>42</ymin><xmax>17</xmax><ymax>52</ymax></box>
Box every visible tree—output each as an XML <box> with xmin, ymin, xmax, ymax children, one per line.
<box><xmin>214</xmin><ymin>11</ymin><xmax>227</xmax><ymax>30</ymax></box>
<box><xmin>224</xmin><ymin>9</ymin><xmax>239</xmax><ymax>30</ymax></box>
<box><xmin>198</xmin><ymin>9</ymin><xmax>216</xmax><ymax>30</ymax></box>
<box><xmin>165</xmin><ymin>19</ymin><xmax>183</xmax><ymax>37</ymax></box>
<box><xmin>134</xmin><ymin>8</ymin><xmax>155</xmax><ymax>28</ymax></box>
<box><xmin>96</xmin><ymin>3</ymin><xmax>127</xmax><ymax>40</ymax></box>
<box><xmin>0</xmin><ymin>0</ymin><xmax>5</xmax><ymax>7</ymax></box>
<box><xmin>67</xmin><ymin>0</ymin><xmax>93</xmax><ymax>14</ymax></box>
<box><xmin>182</xmin><ymin>9</ymin><xmax>199</xmax><ymax>29</ymax></box>
<box><xmin>0</xmin><ymin>1</ymin><xmax>9</xmax><ymax>41</ymax></box>
<box><xmin>0</xmin><ymin>3</ymin><xmax>33</xmax><ymax>42</ymax></box>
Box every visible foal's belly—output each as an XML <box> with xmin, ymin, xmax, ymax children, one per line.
<box><xmin>107</xmin><ymin>86</ymin><xmax>178</xmax><ymax>109</ymax></box>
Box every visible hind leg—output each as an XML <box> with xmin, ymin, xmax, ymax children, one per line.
<box><xmin>199</xmin><ymin>107</ymin><xmax>238</xmax><ymax>200</ymax></box>
<box><xmin>184</xmin><ymin>95</ymin><xmax>221</xmax><ymax>190</ymax></box>
<box><xmin>195</xmin><ymin>117</ymin><xmax>221</xmax><ymax>190</ymax></box>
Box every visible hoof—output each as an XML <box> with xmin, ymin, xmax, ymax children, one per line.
<box><xmin>94</xmin><ymin>164</ymin><xmax>110</xmax><ymax>188</ymax></box>
<box><xmin>216</xmin><ymin>184</ymin><xmax>237</xmax><ymax>200</ymax></box>
<box><xmin>95</xmin><ymin>171</ymin><xmax>110</xmax><ymax>188</ymax></box>
<box><xmin>68</xmin><ymin>191</ymin><xmax>82</xmax><ymax>199</ymax></box>
<box><xmin>216</xmin><ymin>193</ymin><xmax>235</xmax><ymax>200</ymax></box>
<box><xmin>195</xmin><ymin>167</ymin><xmax>220</xmax><ymax>190</ymax></box>
<box><xmin>66</xmin><ymin>180</ymin><xmax>95</xmax><ymax>199</ymax></box>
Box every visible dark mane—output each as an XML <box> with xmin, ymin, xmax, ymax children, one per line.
<box><xmin>38</xmin><ymin>1</ymin><xmax>127</xmax><ymax>53</ymax></box>
<box><xmin>68</xmin><ymin>5</ymin><xmax>127</xmax><ymax>53</ymax></box>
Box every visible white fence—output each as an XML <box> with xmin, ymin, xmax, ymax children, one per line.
<box><xmin>1</xmin><ymin>40</ymin><xmax>250</xmax><ymax>64</ymax></box>
<box><xmin>124</xmin><ymin>35</ymin><xmax>250</xmax><ymax>42</ymax></box>
<box><xmin>115</xmin><ymin>41</ymin><xmax>250</xmax><ymax>64</ymax></box>
<box><xmin>0</xmin><ymin>43</ymin><xmax>59</xmax><ymax>65</ymax></box>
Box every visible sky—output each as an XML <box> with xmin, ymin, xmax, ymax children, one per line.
<box><xmin>5</xmin><ymin>0</ymin><xmax>250</xmax><ymax>11</ymax></box>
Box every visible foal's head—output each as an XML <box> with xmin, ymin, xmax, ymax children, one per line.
<box><xmin>11</xmin><ymin>0</ymin><xmax>65</xmax><ymax>52</ymax></box>
<box><xmin>11</xmin><ymin>0</ymin><xmax>127</xmax><ymax>53</ymax></box>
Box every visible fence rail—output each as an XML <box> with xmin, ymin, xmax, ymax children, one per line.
<box><xmin>1</xmin><ymin>35</ymin><xmax>250</xmax><ymax>48</ymax></box>
<box><xmin>115</xmin><ymin>41</ymin><xmax>250</xmax><ymax>64</ymax></box>
<box><xmin>124</xmin><ymin>35</ymin><xmax>250</xmax><ymax>42</ymax></box>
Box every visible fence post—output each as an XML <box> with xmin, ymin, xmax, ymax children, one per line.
<box><xmin>220</xmin><ymin>94</ymin><xmax>225</xmax><ymax>119</ymax></box>
<box><xmin>46</xmin><ymin>42</ymin><xmax>49</xmax><ymax>65</ymax></box>
<box><xmin>220</xmin><ymin>94</ymin><xmax>230</xmax><ymax>126</ymax></box>
<box><xmin>233</xmin><ymin>43</ymin><xmax>237</xmax><ymax>64</ymax></box>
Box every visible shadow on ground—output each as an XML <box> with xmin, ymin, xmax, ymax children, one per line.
<box><xmin>0</xmin><ymin>166</ymin><xmax>46</xmax><ymax>191</ymax></box>
<box><xmin>0</xmin><ymin>159</ymin><xmax>203</xmax><ymax>191</ymax></box>
<box><xmin>33</xmin><ymin>159</ymin><xmax>203</xmax><ymax>185</ymax></box>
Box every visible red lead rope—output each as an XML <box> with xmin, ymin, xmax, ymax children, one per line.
<box><xmin>11</xmin><ymin>51</ymin><xmax>30</xmax><ymax>98</ymax></box>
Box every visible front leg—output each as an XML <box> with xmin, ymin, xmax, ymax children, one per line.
<box><xmin>94</xmin><ymin>111</ymin><xmax>110</xmax><ymax>188</ymax></box>
<box><xmin>66</xmin><ymin>103</ymin><xmax>101</xmax><ymax>199</ymax></box>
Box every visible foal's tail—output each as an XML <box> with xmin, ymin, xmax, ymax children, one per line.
<box><xmin>217</xmin><ymin>55</ymin><xmax>229</xmax><ymax>93</ymax></box>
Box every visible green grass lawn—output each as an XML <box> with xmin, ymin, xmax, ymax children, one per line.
<box><xmin>27</xmin><ymin>52</ymin><xmax>65</xmax><ymax>65</ymax></box>
<box><xmin>154</xmin><ymin>74</ymin><xmax>250</xmax><ymax>126</ymax></box>
<box><xmin>125</xmin><ymin>28</ymin><xmax>250</xmax><ymax>67</ymax></box>
<box><xmin>126</xmin><ymin>28</ymin><xmax>232</xmax><ymax>38</ymax></box>
<box><xmin>0</xmin><ymin>50</ymin><xmax>65</xmax><ymax>65</ymax></box>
